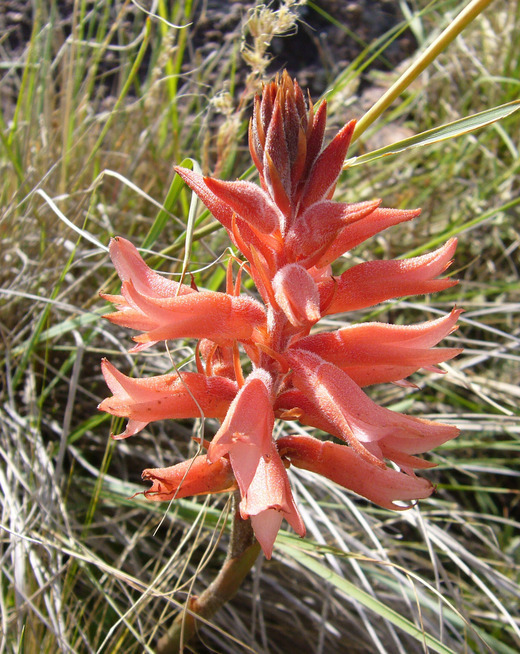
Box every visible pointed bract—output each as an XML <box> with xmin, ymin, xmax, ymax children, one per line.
<box><xmin>299</xmin><ymin>120</ymin><xmax>356</xmax><ymax>210</ymax></box>
<box><xmin>315</xmin><ymin>207</ymin><xmax>421</xmax><ymax>268</ymax></box>
<box><xmin>284</xmin><ymin>199</ymin><xmax>381</xmax><ymax>266</ymax></box>
<box><xmin>203</xmin><ymin>178</ymin><xmax>281</xmax><ymax>234</ymax></box>
<box><xmin>174</xmin><ymin>166</ymin><xmax>234</xmax><ymax>230</ymax></box>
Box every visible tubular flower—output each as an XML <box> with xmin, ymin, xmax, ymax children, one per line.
<box><xmin>98</xmin><ymin>358</ymin><xmax>238</xmax><ymax>439</ymax></box>
<box><xmin>295</xmin><ymin>308</ymin><xmax>464</xmax><ymax>387</ymax></box>
<box><xmin>142</xmin><ymin>455</ymin><xmax>236</xmax><ymax>501</ymax></box>
<box><xmin>100</xmin><ymin>71</ymin><xmax>461</xmax><ymax>559</ymax></box>
<box><xmin>102</xmin><ymin>260</ymin><xmax>266</xmax><ymax>351</ymax></box>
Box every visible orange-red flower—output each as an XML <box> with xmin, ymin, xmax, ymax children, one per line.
<box><xmin>102</xmin><ymin>248</ymin><xmax>266</xmax><ymax>351</ymax></box>
<box><xmin>142</xmin><ymin>454</ymin><xmax>236</xmax><ymax>501</ymax></box>
<box><xmin>100</xmin><ymin>71</ymin><xmax>461</xmax><ymax>558</ymax></box>
<box><xmin>99</xmin><ymin>358</ymin><xmax>238</xmax><ymax>439</ymax></box>
<box><xmin>296</xmin><ymin>308</ymin><xmax>463</xmax><ymax>386</ymax></box>
<box><xmin>277</xmin><ymin>435</ymin><xmax>434</xmax><ymax>510</ymax></box>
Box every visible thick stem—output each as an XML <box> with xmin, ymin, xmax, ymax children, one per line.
<box><xmin>157</xmin><ymin>493</ymin><xmax>261</xmax><ymax>653</ymax></box>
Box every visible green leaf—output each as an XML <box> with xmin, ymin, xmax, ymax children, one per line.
<box><xmin>346</xmin><ymin>100</ymin><xmax>520</xmax><ymax>167</ymax></box>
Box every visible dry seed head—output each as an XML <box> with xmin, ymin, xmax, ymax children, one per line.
<box><xmin>241</xmin><ymin>1</ymin><xmax>305</xmax><ymax>90</ymax></box>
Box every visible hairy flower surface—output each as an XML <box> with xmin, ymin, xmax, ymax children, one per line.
<box><xmin>100</xmin><ymin>72</ymin><xmax>461</xmax><ymax>558</ymax></box>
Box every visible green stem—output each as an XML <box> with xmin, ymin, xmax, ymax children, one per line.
<box><xmin>352</xmin><ymin>0</ymin><xmax>496</xmax><ymax>142</ymax></box>
<box><xmin>157</xmin><ymin>493</ymin><xmax>261</xmax><ymax>653</ymax></box>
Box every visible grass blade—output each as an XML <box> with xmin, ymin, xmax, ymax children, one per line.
<box><xmin>346</xmin><ymin>100</ymin><xmax>520</xmax><ymax>166</ymax></box>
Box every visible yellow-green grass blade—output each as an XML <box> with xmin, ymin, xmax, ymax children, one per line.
<box><xmin>346</xmin><ymin>100</ymin><xmax>520</xmax><ymax>167</ymax></box>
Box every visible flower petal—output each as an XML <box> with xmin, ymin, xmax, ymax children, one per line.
<box><xmin>241</xmin><ymin>442</ymin><xmax>305</xmax><ymax>559</ymax></box>
<box><xmin>108</xmin><ymin>237</ymin><xmax>194</xmax><ymax>299</ymax></box>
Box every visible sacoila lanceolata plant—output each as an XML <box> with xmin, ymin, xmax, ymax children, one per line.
<box><xmin>100</xmin><ymin>71</ymin><xmax>461</xmax><ymax>559</ymax></box>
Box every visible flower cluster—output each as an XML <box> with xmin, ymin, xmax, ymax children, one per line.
<box><xmin>100</xmin><ymin>72</ymin><xmax>461</xmax><ymax>558</ymax></box>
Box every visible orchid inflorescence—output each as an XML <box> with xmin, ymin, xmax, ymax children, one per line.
<box><xmin>99</xmin><ymin>72</ymin><xmax>461</xmax><ymax>559</ymax></box>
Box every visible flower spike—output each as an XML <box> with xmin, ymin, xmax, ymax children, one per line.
<box><xmin>100</xmin><ymin>71</ymin><xmax>462</xmax><ymax>560</ymax></box>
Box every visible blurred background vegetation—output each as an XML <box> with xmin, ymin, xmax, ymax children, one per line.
<box><xmin>1</xmin><ymin>1</ymin><xmax>519</xmax><ymax>652</ymax></box>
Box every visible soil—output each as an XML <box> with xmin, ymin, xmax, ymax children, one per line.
<box><xmin>189</xmin><ymin>0</ymin><xmax>416</xmax><ymax>95</ymax></box>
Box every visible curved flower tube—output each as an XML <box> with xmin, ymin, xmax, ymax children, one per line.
<box><xmin>296</xmin><ymin>308</ymin><xmax>463</xmax><ymax>385</ymax></box>
<box><xmin>277</xmin><ymin>435</ymin><xmax>434</xmax><ymax>510</ymax></box>
<box><xmin>142</xmin><ymin>454</ymin><xmax>236</xmax><ymax>501</ymax></box>
<box><xmin>104</xmin><ymin>281</ymin><xmax>266</xmax><ymax>350</ymax></box>
<box><xmin>319</xmin><ymin>238</ymin><xmax>458</xmax><ymax>315</ymax></box>
<box><xmin>285</xmin><ymin>348</ymin><xmax>459</xmax><ymax>467</ymax></box>
<box><xmin>99</xmin><ymin>358</ymin><xmax>238</xmax><ymax>439</ymax></box>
